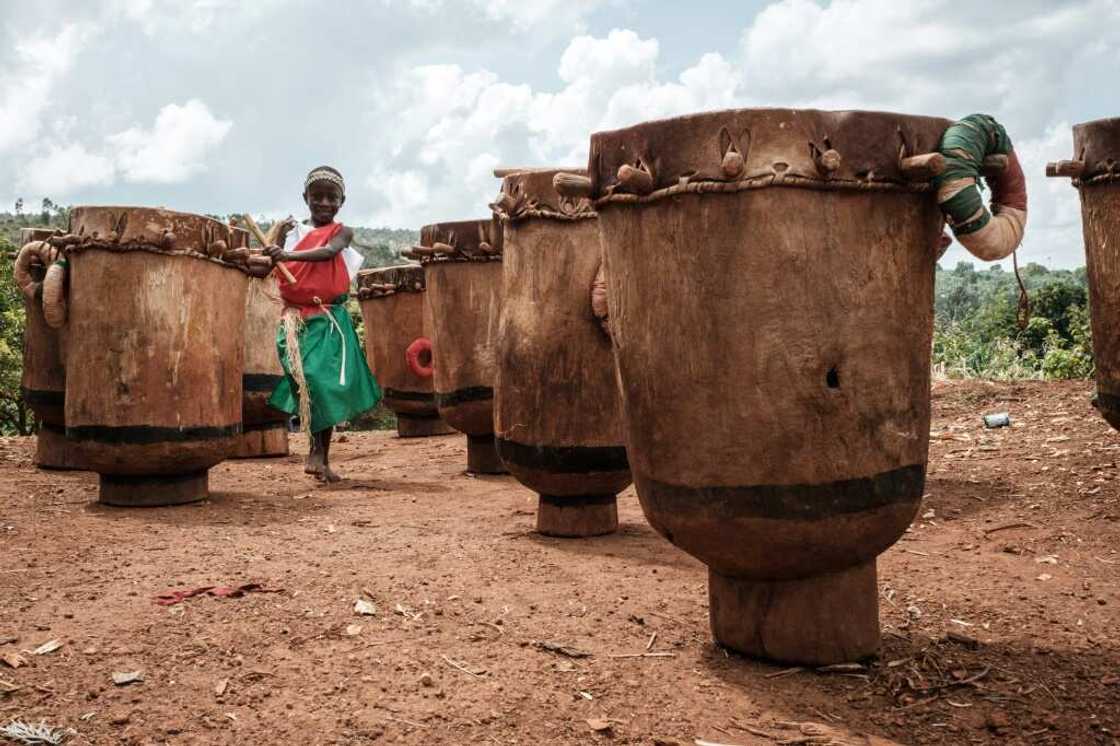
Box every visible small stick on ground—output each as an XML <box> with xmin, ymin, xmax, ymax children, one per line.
<box><xmin>442</xmin><ymin>654</ymin><xmax>485</xmax><ymax>678</ymax></box>
<box><xmin>764</xmin><ymin>667</ymin><xmax>804</xmax><ymax>679</ymax></box>
<box><xmin>983</xmin><ymin>522</ymin><xmax>1041</xmax><ymax>535</ymax></box>
<box><xmin>475</xmin><ymin>621</ymin><xmax>504</xmax><ymax>636</ymax></box>
<box><xmin>609</xmin><ymin>651</ymin><xmax>677</xmax><ymax>659</ymax></box>
<box><xmin>729</xmin><ymin>720</ymin><xmax>779</xmax><ymax>738</ymax></box>
<box><xmin>645</xmin><ymin>632</ymin><xmax>657</xmax><ymax>652</ymax></box>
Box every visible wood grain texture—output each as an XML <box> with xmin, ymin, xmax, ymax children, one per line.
<box><xmin>230</xmin><ymin>425</ymin><xmax>289</xmax><ymax>459</ymax></box>
<box><xmin>598</xmin><ymin>187</ymin><xmax>938</xmax><ymax>580</ymax></box>
<box><xmin>242</xmin><ymin>274</ymin><xmax>287</xmax><ymax>429</ymax></box>
<box><xmin>358</xmin><ymin>266</ymin><xmax>438</xmax><ymax>418</ymax></box>
<box><xmin>19</xmin><ymin>229</ymin><xmax>83</xmax><ymax>469</ymax></box>
<box><xmin>63</xmin><ymin>208</ymin><xmax>247</xmax><ymax>480</ymax></box>
<box><xmin>423</xmin><ymin>260</ymin><xmax>503</xmax><ymax>437</ymax></box>
<box><xmin>1080</xmin><ymin>182</ymin><xmax>1120</xmax><ymax>428</ymax></box>
<box><xmin>495</xmin><ymin>215</ymin><xmax>630</xmax><ymax>499</ymax></box>
<box><xmin>708</xmin><ymin>562</ymin><xmax>880</xmax><ymax>665</ymax></box>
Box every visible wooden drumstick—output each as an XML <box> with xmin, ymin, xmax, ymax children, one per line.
<box><xmin>240</xmin><ymin>214</ymin><xmax>297</xmax><ymax>284</ymax></box>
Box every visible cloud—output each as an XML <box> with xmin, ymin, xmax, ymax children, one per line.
<box><xmin>386</xmin><ymin>0</ymin><xmax>611</xmax><ymax>32</ymax></box>
<box><xmin>735</xmin><ymin>0</ymin><xmax>1119</xmax><ymax>267</ymax></box>
<box><xmin>363</xmin><ymin>3</ymin><xmax>1117</xmax><ymax>264</ymax></box>
<box><xmin>17</xmin><ymin>143</ymin><xmax>116</xmax><ymax>197</ymax></box>
<box><xmin>739</xmin><ymin>0</ymin><xmax>1120</xmax><ymax>130</ymax></box>
<box><xmin>107</xmin><ymin>100</ymin><xmax>233</xmax><ymax>183</ymax></box>
<box><xmin>365</xmin><ymin>29</ymin><xmax>741</xmax><ymax>225</ymax></box>
<box><xmin>480</xmin><ymin>0</ymin><xmax>610</xmax><ymax>30</ymax></box>
<box><xmin>0</xmin><ymin>24</ymin><xmax>95</xmax><ymax>155</ymax></box>
<box><xmin>108</xmin><ymin>0</ymin><xmax>285</xmax><ymax>35</ymax></box>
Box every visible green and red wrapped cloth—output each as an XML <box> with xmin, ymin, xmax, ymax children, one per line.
<box><xmin>933</xmin><ymin>113</ymin><xmax>1027</xmax><ymax>261</ymax></box>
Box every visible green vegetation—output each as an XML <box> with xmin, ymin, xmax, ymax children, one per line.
<box><xmin>0</xmin><ymin>234</ymin><xmax>31</xmax><ymax>434</ymax></box>
<box><xmin>0</xmin><ymin>203</ymin><xmax>1098</xmax><ymax>436</ymax></box>
<box><xmin>933</xmin><ymin>262</ymin><xmax>1093</xmax><ymax>380</ymax></box>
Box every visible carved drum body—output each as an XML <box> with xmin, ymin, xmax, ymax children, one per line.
<box><xmin>357</xmin><ymin>264</ymin><xmax>453</xmax><ymax>438</ymax></box>
<box><xmin>589</xmin><ymin>109</ymin><xmax>947</xmax><ymax>664</ymax></box>
<box><xmin>1053</xmin><ymin>119</ymin><xmax>1120</xmax><ymax>429</ymax></box>
<box><xmin>61</xmin><ymin>206</ymin><xmax>249</xmax><ymax>506</ymax></box>
<box><xmin>493</xmin><ymin>169</ymin><xmax>631</xmax><ymax>536</ymax></box>
<box><xmin>232</xmin><ymin>228</ymin><xmax>289</xmax><ymax>458</ymax></box>
<box><xmin>16</xmin><ymin>228</ymin><xmax>84</xmax><ymax>469</ymax></box>
<box><xmin>419</xmin><ymin>219</ymin><xmax>506</xmax><ymax>473</ymax></box>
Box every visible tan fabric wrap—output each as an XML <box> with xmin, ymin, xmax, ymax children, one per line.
<box><xmin>956</xmin><ymin>206</ymin><xmax>1027</xmax><ymax>262</ymax></box>
<box><xmin>42</xmin><ymin>261</ymin><xmax>68</xmax><ymax>329</ymax></box>
<box><xmin>14</xmin><ymin>241</ymin><xmax>47</xmax><ymax>299</ymax></box>
<box><xmin>590</xmin><ymin>261</ymin><xmax>611</xmax><ymax>336</ymax></box>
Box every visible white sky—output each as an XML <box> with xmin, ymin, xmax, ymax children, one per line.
<box><xmin>1</xmin><ymin>0</ymin><xmax>1117</xmax><ymax>268</ymax></box>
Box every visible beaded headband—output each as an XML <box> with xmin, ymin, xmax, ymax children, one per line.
<box><xmin>305</xmin><ymin>168</ymin><xmax>345</xmax><ymax>194</ymax></box>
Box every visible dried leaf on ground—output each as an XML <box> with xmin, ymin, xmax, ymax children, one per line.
<box><xmin>111</xmin><ymin>671</ymin><xmax>143</xmax><ymax>686</ymax></box>
<box><xmin>0</xmin><ymin>719</ymin><xmax>75</xmax><ymax>745</ymax></box>
<box><xmin>32</xmin><ymin>640</ymin><xmax>63</xmax><ymax>656</ymax></box>
<box><xmin>1</xmin><ymin>651</ymin><xmax>27</xmax><ymax>668</ymax></box>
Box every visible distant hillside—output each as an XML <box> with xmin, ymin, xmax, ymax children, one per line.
<box><xmin>1</xmin><ymin>207</ymin><xmax>418</xmax><ymax>270</ymax></box>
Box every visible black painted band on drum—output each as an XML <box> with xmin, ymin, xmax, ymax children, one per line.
<box><xmin>638</xmin><ymin>464</ymin><xmax>926</xmax><ymax>521</ymax></box>
<box><xmin>435</xmin><ymin>386</ymin><xmax>494</xmax><ymax>408</ymax></box>
<box><xmin>67</xmin><ymin>423</ymin><xmax>243</xmax><ymax>444</ymax></box>
<box><xmin>384</xmin><ymin>388</ymin><xmax>437</xmax><ymax>403</ymax></box>
<box><xmin>497</xmin><ymin>438</ymin><xmax>629</xmax><ymax>474</ymax></box>
<box><xmin>397</xmin><ymin>411</ymin><xmax>442</xmax><ymax>421</ymax></box>
<box><xmin>21</xmin><ymin>387</ymin><xmax>64</xmax><ymax>408</ymax></box>
<box><xmin>539</xmin><ymin>493</ymin><xmax>618</xmax><ymax>508</ymax></box>
<box><xmin>243</xmin><ymin>373</ymin><xmax>285</xmax><ymax>392</ymax></box>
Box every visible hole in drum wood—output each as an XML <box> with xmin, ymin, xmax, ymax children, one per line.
<box><xmin>826</xmin><ymin>367</ymin><xmax>840</xmax><ymax>389</ymax></box>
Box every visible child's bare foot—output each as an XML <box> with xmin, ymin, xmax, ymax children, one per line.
<box><xmin>321</xmin><ymin>464</ymin><xmax>341</xmax><ymax>483</ymax></box>
<box><xmin>305</xmin><ymin>451</ymin><xmax>325</xmax><ymax>476</ymax></box>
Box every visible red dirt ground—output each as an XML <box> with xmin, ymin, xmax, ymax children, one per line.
<box><xmin>0</xmin><ymin>380</ymin><xmax>1117</xmax><ymax>745</ymax></box>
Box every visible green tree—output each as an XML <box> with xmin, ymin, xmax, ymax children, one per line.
<box><xmin>0</xmin><ymin>236</ymin><xmax>32</xmax><ymax>435</ymax></box>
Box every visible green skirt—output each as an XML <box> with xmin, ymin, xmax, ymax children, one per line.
<box><xmin>268</xmin><ymin>302</ymin><xmax>381</xmax><ymax>433</ymax></box>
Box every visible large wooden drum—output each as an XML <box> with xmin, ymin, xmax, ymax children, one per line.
<box><xmin>416</xmin><ymin>219</ymin><xmax>506</xmax><ymax>473</ymax></box>
<box><xmin>492</xmin><ymin>169</ymin><xmax>630</xmax><ymax>536</ymax></box>
<box><xmin>231</xmin><ymin>227</ymin><xmax>289</xmax><ymax>458</ymax></box>
<box><xmin>585</xmin><ymin>109</ymin><xmax>950</xmax><ymax>664</ymax></box>
<box><xmin>1048</xmin><ymin>118</ymin><xmax>1120</xmax><ymax>428</ymax></box>
<box><xmin>357</xmin><ymin>265</ymin><xmax>453</xmax><ymax>438</ymax></box>
<box><xmin>14</xmin><ymin>228</ymin><xmax>84</xmax><ymax>469</ymax></box>
<box><xmin>55</xmin><ymin>206</ymin><xmax>249</xmax><ymax>506</ymax></box>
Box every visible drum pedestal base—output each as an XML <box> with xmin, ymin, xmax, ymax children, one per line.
<box><xmin>1093</xmin><ymin>396</ymin><xmax>1120</xmax><ymax>432</ymax></box>
<box><xmin>99</xmin><ymin>470</ymin><xmax>209</xmax><ymax>507</ymax></box>
<box><xmin>398</xmin><ymin>414</ymin><xmax>455</xmax><ymax>438</ymax></box>
<box><xmin>708</xmin><ymin>561</ymin><xmax>880</xmax><ymax>666</ymax></box>
<box><xmin>536</xmin><ymin>493</ymin><xmax>618</xmax><ymax>537</ymax></box>
<box><xmin>230</xmin><ymin>425</ymin><xmax>289</xmax><ymax>459</ymax></box>
<box><xmin>467</xmin><ymin>434</ymin><xmax>507</xmax><ymax>474</ymax></box>
<box><xmin>34</xmin><ymin>426</ymin><xmax>86</xmax><ymax>471</ymax></box>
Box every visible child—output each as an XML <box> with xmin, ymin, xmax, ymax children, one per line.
<box><xmin>263</xmin><ymin>166</ymin><xmax>381</xmax><ymax>481</ymax></box>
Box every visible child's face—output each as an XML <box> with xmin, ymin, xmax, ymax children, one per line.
<box><xmin>304</xmin><ymin>181</ymin><xmax>344</xmax><ymax>225</ymax></box>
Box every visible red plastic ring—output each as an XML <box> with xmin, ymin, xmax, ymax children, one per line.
<box><xmin>405</xmin><ymin>337</ymin><xmax>434</xmax><ymax>378</ymax></box>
